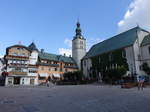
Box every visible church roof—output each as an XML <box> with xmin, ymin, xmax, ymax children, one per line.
<box><xmin>84</xmin><ymin>26</ymin><xmax>148</xmax><ymax>59</ymax></box>
<box><xmin>28</xmin><ymin>42</ymin><xmax>39</xmax><ymax>51</ymax></box>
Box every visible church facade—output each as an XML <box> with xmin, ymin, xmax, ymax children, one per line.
<box><xmin>82</xmin><ymin>26</ymin><xmax>150</xmax><ymax>79</ymax></box>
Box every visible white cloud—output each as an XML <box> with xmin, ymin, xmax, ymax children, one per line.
<box><xmin>64</xmin><ymin>38</ymin><xmax>72</xmax><ymax>48</ymax></box>
<box><xmin>58</xmin><ymin>48</ymin><xmax>72</xmax><ymax>57</ymax></box>
<box><xmin>58</xmin><ymin>37</ymin><xmax>104</xmax><ymax>56</ymax></box>
<box><xmin>0</xmin><ymin>56</ymin><xmax>3</xmax><ymax>58</ymax></box>
<box><xmin>118</xmin><ymin>0</ymin><xmax>150</xmax><ymax>32</ymax></box>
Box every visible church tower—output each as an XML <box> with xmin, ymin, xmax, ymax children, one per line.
<box><xmin>72</xmin><ymin>21</ymin><xmax>86</xmax><ymax>69</ymax></box>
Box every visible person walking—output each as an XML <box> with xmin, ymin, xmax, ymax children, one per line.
<box><xmin>137</xmin><ymin>75</ymin><xmax>145</xmax><ymax>90</ymax></box>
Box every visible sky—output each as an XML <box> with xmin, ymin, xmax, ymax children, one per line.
<box><xmin>0</xmin><ymin>0</ymin><xmax>149</xmax><ymax>57</ymax></box>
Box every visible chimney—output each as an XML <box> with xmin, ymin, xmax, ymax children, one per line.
<box><xmin>41</xmin><ymin>49</ymin><xmax>44</xmax><ymax>53</ymax></box>
<box><xmin>64</xmin><ymin>53</ymin><xmax>66</xmax><ymax>57</ymax></box>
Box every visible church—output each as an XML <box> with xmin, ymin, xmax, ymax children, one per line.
<box><xmin>82</xmin><ymin>26</ymin><xmax>150</xmax><ymax>80</ymax></box>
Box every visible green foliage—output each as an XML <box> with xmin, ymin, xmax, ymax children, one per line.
<box><xmin>63</xmin><ymin>71</ymin><xmax>83</xmax><ymax>82</ymax></box>
<box><xmin>142</xmin><ymin>62</ymin><xmax>150</xmax><ymax>75</ymax></box>
<box><xmin>103</xmin><ymin>66</ymin><xmax>127</xmax><ymax>83</ymax></box>
<box><xmin>91</xmin><ymin>49</ymin><xmax>128</xmax><ymax>83</ymax></box>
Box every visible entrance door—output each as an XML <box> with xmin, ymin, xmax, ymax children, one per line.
<box><xmin>30</xmin><ymin>79</ymin><xmax>35</xmax><ymax>85</ymax></box>
<box><xmin>14</xmin><ymin>77</ymin><xmax>20</xmax><ymax>85</ymax></box>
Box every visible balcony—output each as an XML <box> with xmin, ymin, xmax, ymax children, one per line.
<box><xmin>8</xmin><ymin>64</ymin><xmax>28</xmax><ymax>68</ymax></box>
<box><xmin>5</xmin><ymin>55</ymin><xmax>29</xmax><ymax>60</ymax></box>
<box><xmin>9</xmin><ymin>71</ymin><xmax>27</xmax><ymax>75</ymax></box>
<box><xmin>64</xmin><ymin>65</ymin><xmax>78</xmax><ymax>69</ymax></box>
<box><xmin>37</xmin><ymin>62</ymin><xmax>59</xmax><ymax>67</ymax></box>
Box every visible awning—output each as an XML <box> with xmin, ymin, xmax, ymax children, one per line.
<box><xmin>53</xmin><ymin>74</ymin><xmax>60</xmax><ymax>78</ymax></box>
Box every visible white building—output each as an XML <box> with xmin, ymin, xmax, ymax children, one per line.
<box><xmin>72</xmin><ymin>22</ymin><xmax>86</xmax><ymax>69</ymax></box>
<box><xmin>82</xmin><ymin>26</ymin><xmax>150</xmax><ymax>79</ymax></box>
<box><xmin>5</xmin><ymin>43</ymin><xmax>39</xmax><ymax>86</ymax></box>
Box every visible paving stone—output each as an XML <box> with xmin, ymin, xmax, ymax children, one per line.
<box><xmin>0</xmin><ymin>85</ymin><xmax>150</xmax><ymax>112</ymax></box>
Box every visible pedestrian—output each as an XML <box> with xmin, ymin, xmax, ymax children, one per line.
<box><xmin>46</xmin><ymin>78</ymin><xmax>49</xmax><ymax>87</ymax></box>
<box><xmin>137</xmin><ymin>75</ymin><xmax>145</xmax><ymax>90</ymax></box>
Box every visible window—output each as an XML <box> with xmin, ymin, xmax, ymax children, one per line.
<box><xmin>39</xmin><ymin>76</ymin><xmax>46</xmax><ymax>80</ymax></box>
<box><xmin>41</xmin><ymin>67</ymin><xmax>44</xmax><ymax>71</ymax></box>
<box><xmin>8</xmin><ymin>78</ymin><xmax>13</xmax><ymax>85</ymax></box>
<box><xmin>15</xmin><ymin>67</ymin><xmax>21</xmax><ymax>72</ymax></box>
<box><xmin>122</xmin><ymin>50</ymin><xmax>126</xmax><ymax>58</ymax></box>
<box><xmin>21</xmin><ymin>53</ymin><xmax>25</xmax><ymax>56</ymax></box>
<box><xmin>60</xmin><ymin>63</ymin><xmax>63</xmax><ymax>66</ymax></box>
<box><xmin>22</xmin><ymin>79</ymin><xmax>24</xmax><ymax>85</ymax></box>
<box><xmin>109</xmin><ymin>53</ymin><xmax>112</xmax><ymax>61</ymax></box>
<box><xmin>99</xmin><ymin>57</ymin><xmax>101</xmax><ymax>63</ymax></box>
<box><xmin>54</xmin><ymin>62</ymin><xmax>57</xmax><ymax>64</ymax></box>
<box><xmin>55</xmin><ymin>68</ymin><xmax>57</xmax><ymax>71</ymax></box>
<box><xmin>60</xmin><ymin>68</ymin><xmax>63</xmax><ymax>71</ymax></box>
<box><xmin>84</xmin><ymin>60</ymin><xmax>86</xmax><ymax>66</ymax></box>
<box><xmin>80</xmin><ymin>41</ymin><xmax>83</xmax><ymax>45</ymax></box>
<box><xmin>13</xmin><ymin>52</ymin><xmax>17</xmax><ymax>56</ymax></box>
<box><xmin>148</xmin><ymin>46</ymin><xmax>150</xmax><ymax>54</ymax></box>
<box><xmin>80</xmin><ymin>46</ymin><xmax>83</xmax><ymax>49</ymax></box>
<box><xmin>65</xmin><ymin>69</ymin><xmax>68</xmax><ymax>72</ymax></box>
<box><xmin>49</xmin><ymin>68</ymin><xmax>51</xmax><ymax>71</ymax></box>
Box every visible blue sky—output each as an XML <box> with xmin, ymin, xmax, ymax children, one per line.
<box><xmin>0</xmin><ymin>0</ymin><xmax>135</xmax><ymax>56</ymax></box>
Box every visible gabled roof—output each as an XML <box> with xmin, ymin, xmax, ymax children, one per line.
<box><xmin>7</xmin><ymin>45</ymin><xmax>29</xmax><ymax>50</ymax></box>
<box><xmin>84</xmin><ymin>27</ymin><xmax>148</xmax><ymax>58</ymax></box>
<box><xmin>39</xmin><ymin>52</ymin><xmax>76</xmax><ymax>64</ymax></box>
<box><xmin>141</xmin><ymin>34</ymin><xmax>150</xmax><ymax>46</ymax></box>
<box><xmin>28</xmin><ymin>42</ymin><xmax>38</xmax><ymax>51</ymax></box>
<box><xmin>6</xmin><ymin>44</ymin><xmax>30</xmax><ymax>55</ymax></box>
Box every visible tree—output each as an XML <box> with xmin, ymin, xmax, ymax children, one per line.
<box><xmin>142</xmin><ymin>62</ymin><xmax>150</xmax><ymax>75</ymax></box>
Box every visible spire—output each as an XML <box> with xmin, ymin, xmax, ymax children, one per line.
<box><xmin>75</xmin><ymin>21</ymin><xmax>82</xmax><ymax>37</ymax></box>
<box><xmin>28</xmin><ymin>42</ymin><xmax>38</xmax><ymax>51</ymax></box>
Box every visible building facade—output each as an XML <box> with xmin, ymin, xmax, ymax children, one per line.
<box><xmin>4</xmin><ymin>43</ymin><xmax>78</xmax><ymax>86</ymax></box>
<box><xmin>72</xmin><ymin>22</ymin><xmax>86</xmax><ymax>69</ymax></box>
<box><xmin>37</xmin><ymin>51</ymin><xmax>78</xmax><ymax>83</ymax></box>
<box><xmin>4</xmin><ymin>44</ymin><xmax>39</xmax><ymax>85</ymax></box>
<box><xmin>82</xmin><ymin>26</ymin><xmax>150</xmax><ymax>79</ymax></box>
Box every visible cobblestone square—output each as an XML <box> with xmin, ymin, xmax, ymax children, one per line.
<box><xmin>0</xmin><ymin>85</ymin><xmax>150</xmax><ymax>112</ymax></box>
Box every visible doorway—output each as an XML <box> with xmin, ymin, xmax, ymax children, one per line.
<box><xmin>14</xmin><ymin>77</ymin><xmax>21</xmax><ymax>85</ymax></box>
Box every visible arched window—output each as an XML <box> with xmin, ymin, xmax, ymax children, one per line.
<box><xmin>122</xmin><ymin>50</ymin><xmax>126</xmax><ymax>58</ymax></box>
<box><xmin>109</xmin><ymin>53</ymin><xmax>112</xmax><ymax>62</ymax></box>
<box><xmin>148</xmin><ymin>46</ymin><xmax>150</xmax><ymax>54</ymax></box>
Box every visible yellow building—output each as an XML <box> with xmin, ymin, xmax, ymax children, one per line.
<box><xmin>37</xmin><ymin>51</ymin><xmax>78</xmax><ymax>82</ymax></box>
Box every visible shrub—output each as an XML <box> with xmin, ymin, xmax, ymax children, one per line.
<box><xmin>102</xmin><ymin>66</ymin><xmax>127</xmax><ymax>84</ymax></box>
<box><xmin>63</xmin><ymin>71</ymin><xmax>83</xmax><ymax>82</ymax></box>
